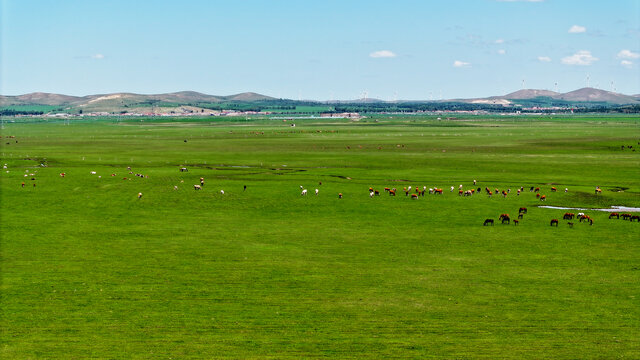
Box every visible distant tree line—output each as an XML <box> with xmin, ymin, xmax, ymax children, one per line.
<box><xmin>0</xmin><ymin>109</ymin><xmax>45</xmax><ymax>116</ymax></box>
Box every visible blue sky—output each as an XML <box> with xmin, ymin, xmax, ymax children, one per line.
<box><xmin>1</xmin><ymin>0</ymin><xmax>639</xmax><ymax>99</ymax></box>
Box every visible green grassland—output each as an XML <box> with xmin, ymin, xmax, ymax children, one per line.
<box><xmin>1</xmin><ymin>115</ymin><xmax>639</xmax><ymax>359</ymax></box>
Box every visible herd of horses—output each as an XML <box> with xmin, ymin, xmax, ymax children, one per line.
<box><xmin>484</xmin><ymin>207</ymin><xmax>640</xmax><ymax>227</ymax></box>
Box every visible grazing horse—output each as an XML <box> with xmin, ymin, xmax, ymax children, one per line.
<box><xmin>384</xmin><ymin>187</ymin><xmax>390</xmax><ymax>192</ymax></box>
<box><xmin>551</xmin><ymin>187</ymin><xmax>557</xmax><ymax>192</ymax></box>
<box><xmin>609</xmin><ymin>212</ymin><xmax>620</xmax><ymax>219</ymax></box>
<box><xmin>534</xmin><ymin>187</ymin><xmax>540</xmax><ymax>193</ymax></box>
<box><xmin>483</xmin><ymin>219</ymin><xmax>494</xmax><ymax>226</ymax></box>
<box><xmin>550</xmin><ymin>219</ymin><xmax>559</xmax><ymax>226</ymax></box>
<box><xmin>536</xmin><ymin>193</ymin><xmax>541</xmax><ymax>199</ymax></box>
<box><xmin>567</xmin><ymin>222</ymin><xmax>574</xmax><ymax>228</ymax></box>
<box><xmin>621</xmin><ymin>213</ymin><xmax>632</xmax><ymax>220</ymax></box>
<box><xmin>579</xmin><ymin>215</ymin><xmax>591</xmax><ymax>222</ymax></box>
<box><xmin>502</xmin><ymin>190</ymin><xmax>508</xmax><ymax>198</ymax></box>
<box><xmin>513</xmin><ymin>220</ymin><xmax>519</xmax><ymax>226</ymax></box>
<box><xmin>434</xmin><ymin>188</ymin><xmax>443</xmax><ymax>195</ymax></box>
<box><xmin>563</xmin><ymin>213</ymin><xmax>575</xmax><ymax>220</ymax></box>
<box><xmin>389</xmin><ymin>190</ymin><xmax>396</xmax><ymax>196</ymax></box>
<box><xmin>499</xmin><ymin>214</ymin><xmax>510</xmax><ymax>224</ymax></box>
<box><xmin>519</xmin><ymin>207</ymin><xmax>527</xmax><ymax>214</ymax></box>
<box><xmin>459</xmin><ymin>190</ymin><xmax>464</xmax><ymax>196</ymax></box>
<box><xmin>374</xmin><ymin>190</ymin><xmax>380</xmax><ymax>196</ymax></box>
<box><xmin>540</xmin><ymin>195</ymin><xmax>546</xmax><ymax>201</ymax></box>
<box><xmin>630</xmin><ymin>215</ymin><xmax>640</xmax><ymax>222</ymax></box>
<box><xmin>411</xmin><ymin>194</ymin><xmax>418</xmax><ymax>200</ymax></box>
<box><xmin>193</xmin><ymin>184</ymin><xmax>202</xmax><ymax>190</ymax></box>
<box><xmin>518</xmin><ymin>213</ymin><xmax>524</xmax><ymax>219</ymax></box>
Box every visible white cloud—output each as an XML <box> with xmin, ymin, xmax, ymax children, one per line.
<box><xmin>568</xmin><ymin>25</ymin><xmax>586</xmax><ymax>33</ymax></box>
<box><xmin>91</xmin><ymin>54</ymin><xmax>105</xmax><ymax>59</ymax></box>
<box><xmin>621</xmin><ymin>60</ymin><xmax>633</xmax><ymax>68</ymax></box>
<box><xmin>494</xmin><ymin>39</ymin><xmax>505</xmax><ymax>44</ymax></box>
<box><xmin>453</xmin><ymin>60</ymin><xmax>471</xmax><ymax>67</ymax></box>
<box><xmin>537</xmin><ymin>56</ymin><xmax>551</xmax><ymax>62</ymax></box>
<box><xmin>369</xmin><ymin>50</ymin><xmax>396</xmax><ymax>58</ymax></box>
<box><xmin>561</xmin><ymin>50</ymin><xmax>598</xmax><ymax>65</ymax></box>
<box><xmin>498</xmin><ymin>49</ymin><xmax>506</xmax><ymax>55</ymax></box>
<box><xmin>617</xmin><ymin>49</ymin><xmax>640</xmax><ymax>59</ymax></box>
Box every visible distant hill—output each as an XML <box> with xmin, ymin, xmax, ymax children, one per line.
<box><xmin>466</xmin><ymin>87</ymin><xmax>640</xmax><ymax>106</ymax></box>
<box><xmin>503</xmin><ymin>89</ymin><xmax>560</xmax><ymax>99</ymax></box>
<box><xmin>1</xmin><ymin>88</ymin><xmax>638</xmax><ymax>114</ymax></box>
<box><xmin>554</xmin><ymin>87</ymin><xmax>638</xmax><ymax>104</ymax></box>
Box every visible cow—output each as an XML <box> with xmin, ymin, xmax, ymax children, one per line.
<box><xmin>374</xmin><ymin>190</ymin><xmax>380</xmax><ymax>196</ymax></box>
<box><xmin>534</xmin><ymin>187</ymin><xmax>540</xmax><ymax>193</ymax></box>
<box><xmin>459</xmin><ymin>190</ymin><xmax>464</xmax><ymax>196</ymax></box>
<box><xmin>301</xmin><ymin>189</ymin><xmax>307</xmax><ymax>196</ymax></box>
<box><xmin>551</xmin><ymin>187</ymin><xmax>557</xmax><ymax>192</ymax></box>
<box><xmin>384</xmin><ymin>187</ymin><xmax>390</xmax><ymax>193</ymax></box>
<box><xmin>434</xmin><ymin>188</ymin><xmax>443</xmax><ymax>195</ymax></box>
<box><xmin>550</xmin><ymin>219</ymin><xmax>559</xmax><ymax>226</ymax></box>
<box><xmin>411</xmin><ymin>194</ymin><xmax>418</xmax><ymax>200</ymax></box>
<box><xmin>499</xmin><ymin>214</ymin><xmax>510</xmax><ymax>224</ymax></box>
<box><xmin>21</xmin><ymin>182</ymin><xmax>25</xmax><ymax>188</ymax></box>
<box><xmin>60</xmin><ymin>173</ymin><xmax>65</xmax><ymax>177</ymax></box>
<box><xmin>502</xmin><ymin>190</ymin><xmax>508</xmax><ymax>198</ymax></box>
<box><xmin>563</xmin><ymin>213</ymin><xmax>575</xmax><ymax>220</ymax></box>
<box><xmin>483</xmin><ymin>219</ymin><xmax>494</xmax><ymax>226</ymax></box>
<box><xmin>193</xmin><ymin>185</ymin><xmax>201</xmax><ymax>190</ymax></box>
<box><xmin>389</xmin><ymin>190</ymin><xmax>396</xmax><ymax>196</ymax></box>
<box><xmin>609</xmin><ymin>212</ymin><xmax>620</xmax><ymax>219</ymax></box>
<box><xmin>519</xmin><ymin>207</ymin><xmax>528</xmax><ymax>214</ymax></box>
<box><xmin>473</xmin><ymin>179</ymin><xmax>477</xmax><ymax>185</ymax></box>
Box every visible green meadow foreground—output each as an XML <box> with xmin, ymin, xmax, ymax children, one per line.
<box><xmin>1</xmin><ymin>115</ymin><xmax>639</xmax><ymax>359</ymax></box>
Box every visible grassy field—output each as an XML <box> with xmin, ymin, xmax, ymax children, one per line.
<box><xmin>1</xmin><ymin>115</ymin><xmax>639</xmax><ymax>359</ymax></box>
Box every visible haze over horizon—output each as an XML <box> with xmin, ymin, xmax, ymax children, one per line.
<box><xmin>1</xmin><ymin>0</ymin><xmax>639</xmax><ymax>100</ymax></box>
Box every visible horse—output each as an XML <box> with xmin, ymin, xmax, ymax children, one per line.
<box><xmin>519</xmin><ymin>207</ymin><xmax>527</xmax><ymax>214</ymax></box>
<box><xmin>499</xmin><ymin>214</ymin><xmax>510</xmax><ymax>224</ymax></box>
<box><xmin>621</xmin><ymin>213</ymin><xmax>632</xmax><ymax>220</ymax></box>
<box><xmin>609</xmin><ymin>212</ymin><xmax>620</xmax><ymax>219</ymax></box>
<box><xmin>550</xmin><ymin>219</ymin><xmax>559</xmax><ymax>226</ymax></box>
<box><xmin>483</xmin><ymin>219</ymin><xmax>494</xmax><ymax>226</ymax></box>
<box><xmin>630</xmin><ymin>215</ymin><xmax>640</xmax><ymax>222</ymax></box>
<box><xmin>563</xmin><ymin>213</ymin><xmax>575</xmax><ymax>220</ymax></box>
<box><xmin>513</xmin><ymin>220</ymin><xmax>519</xmax><ymax>226</ymax></box>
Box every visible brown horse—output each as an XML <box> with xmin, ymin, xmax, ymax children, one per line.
<box><xmin>621</xmin><ymin>213</ymin><xmax>632</xmax><ymax>220</ymax></box>
<box><xmin>550</xmin><ymin>219</ymin><xmax>559</xmax><ymax>226</ymax></box>
<box><xmin>519</xmin><ymin>207</ymin><xmax>527</xmax><ymax>214</ymax></box>
<box><xmin>609</xmin><ymin>212</ymin><xmax>620</xmax><ymax>219</ymax></box>
<box><xmin>483</xmin><ymin>219</ymin><xmax>494</xmax><ymax>226</ymax></box>
<box><xmin>499</xmin><ymin>214</ymin><xmax>510</xmax><ymax>224</ymax></box>
<box><xmin>630</xmin><ymin>215</ymin><xmax>640</xmax><ymax>222</ymax></box>
<box><xmin>563</xmin><ymin>213</ymin><xmax>575</xmax><ymax>220</ymax></box>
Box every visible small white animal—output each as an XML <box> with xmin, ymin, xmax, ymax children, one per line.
<box><xmin>220</xmin><ymin>190</ymin><xmax>224</xmax><ymax>194</ymax></box>
<box><xmin>301</xmin><ymin>189</ymin><xmax>307</xmax><ymax>196</ymax></box>
<box><xmin>315</xmin><ymin>189</ymin><xmax>319</xmax><ymax>195</ymax></box>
